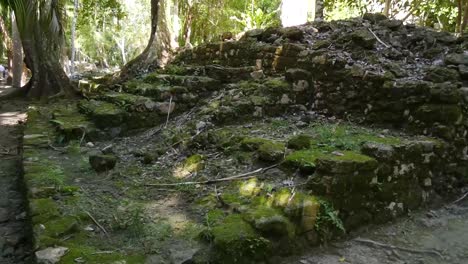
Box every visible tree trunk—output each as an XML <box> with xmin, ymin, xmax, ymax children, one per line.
<box><xmin>11</xmin><ymin>12</ymin><xmax>23</xmax><ymax>88</ymax></box>
<box><xmin>383</xmin><ymin>0</ymin><xmax>391</xmax><ymax>17</ymax></box>
<box><xmin>119</xmin><ymin>0</ymin><xmax>160</xmax><ymax>81</ymax></box>
<box><xmin>0</xmin><ymin>13</ymin><xmax>13</xmax><ymax>83</ymax></box>
<box><xmin>70</xmin><ymin>0</ymin><xmax>79</xmax><ymax>75</ymax></box>
<box><xmin>457</xmin><ymin>0</ymin><xmax>463</xmax><ymax>33</ymax></box>
<box><xmin>183</xmin><ymin>6</ymin><xmax>194</xmax><ymax>46</ymax></box>
<box><xmin>315</xmin><ymin>0</ymin><xmax>324</xmax><ymax>21</ymax></box>
<box><xmin>462</xmin><ymin>0</ymin><xmax>468</xmax><ymax>33</ymax></box>
<box><xmin>1</xmin><ymin>1</ymin><xmax>77</xmax><ymax>100</ymax></box>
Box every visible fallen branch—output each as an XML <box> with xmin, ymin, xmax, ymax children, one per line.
<box><xmin>85</xmin><ymin>211</ymin><xmax>109</xmax><ymax>238</ymax></box>
<box><xmin>164</xmin><ymin>96</ymin><xmax>173</xmax><ymax>128</ymax></box>
<box><xmin>145</xmin><ymin>164</ymin><xmax>278</xmax><ymax>187</ymax></box>
<box><xmin>452</xmin><ymin>191</ymin><xmax>468</xmax><ymax>204</ymax></box>
<box><xmin>354</xmin><ymin>238</ymin><xmax>443</xmax><ymax>258</ymax></box>
<box><xmin>367</xmin><ymin>28</ymin><xmax>390</xmax><ymax>48</ymax></box>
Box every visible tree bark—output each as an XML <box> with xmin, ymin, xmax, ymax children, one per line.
<box><xmin>70</xmin><ymin>0</ymin><xmax>79</xmax><ymax>75</ymax></box>
<box><xmin>315</xmin><ymin>0</ymin><xmax>324</xmax><ymax>21</ymax></box>
<box><xmin>457</xmin><ymin>0</ymin><xmax>463</xmax><ymax>33</ymax></box>
<box><xmin>384</xmin><ymin>0</ymin><xmax>391</xmax><ymax>17</ymax></box>
<box><xmin>1</xmin><ymin>1</ymin><xmax>77</xmax><ymax>100</ymax></box>
<box><xmin>119</xmin><ymin>0</ymin><xmax>160</xmax><ymax>81</ymax></box>
<box><xmin>462</xmin><ymin>0</ymin><xmax>468</xmax><ymax>33</ymax></box>
<box><xmin>11</xmin><ymin>12</ymin><xmax>23</xmax><ymax>88</ymax></box>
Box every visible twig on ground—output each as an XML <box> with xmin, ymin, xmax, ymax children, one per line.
<box><xmin>164</xmin><ymin>96</ymin><xmax>173</xmax><ymax>128</ymax></box>
<box><xmin>85</xmin><ymin>211</ymin><xmax>109</xmax><ymax>238</ymax></box>
<box><xmin>79</xmin><ymin>129</ymin><xmax>86</xmax><ymax>146</ymax></box>
<box><xmin>367</xmin><ymin>28</ymin><xmax>390</xmax><ymax>48</ymax></box>
<box><xmin>354</xmin><ymin>238</ymin><xmax>443</xmax><ymax>258</ymax></box>
<box><xmin>145</xmin><ymin>164</ymin><xmax>279</xmax><ymax>187</ymax></box>
<box><xmin>452</xmin><ymin>192</ymin><xmax>468</xmax><ymax>204</ymax></box>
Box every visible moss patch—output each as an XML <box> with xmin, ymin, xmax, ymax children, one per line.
<box><xmin>211</xmin><ymin>214</ymin><xmax>271</xmax><ymax>262</ymax></box>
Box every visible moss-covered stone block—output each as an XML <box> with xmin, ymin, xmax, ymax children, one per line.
<box><xmin>40</xmin><ymin>216</ymin><xmax>79</xmax><ymax>238</ymax></box>
<box><xmin>174</xmin><ymin>154</ymin><xmax>205</xmax><ymax>178</ymax></box>
<box><xmin>78</xmin><ymin>100</ymin><xmax>127</xmax><ymax>129</ymax></box>
<box><xmin>424</xmin><ymin>66</ymin><xmax>460</xmax><ymax>83</ymax></box>
<box><xmin>283</xmin><ymin>149</ymin><xmax>324</xmax><ymax>173</ymax></box>
<box><xmin>211</xmin><ymin>214</ymin><xmax>271</xmax><ymax>263</ymax></box>
<box><xmin>315</xmin><ymin>151</ymin><xmax>378</xmax><ymax>174</ymax></box>
<box><xmin>287</xmin><ymin>134</ymin><xmax>313</xmax><ymax>150</ymax></box>
<box><xmin>415</xmin><ymin>104</ymin><xmax>463</xmax><ymax>124</ymax></box>
<box><xmin>257</xmin><ymin>141</ymin><xmax>285</xmax><ymax>162</ymax></box>
<box><xmin>243</xmin><ymin>207</ymin><xmax>294</xmax><ymax>238</ymax></box>
<box><xmin>240</xmin><ymin>137</ymin><xmax>271</xmax><ymax>151</ymax></box>
<box><xmin>89</xmin><ymin>154</ymin><xmax>117</xmax><ymax>172</ymax></box>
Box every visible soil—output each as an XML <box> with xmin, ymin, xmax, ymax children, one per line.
<box><xmin>282</xmin><ymin>197</ymin><xmax>468</xmax><ymax>264</ymax></box>
<box><xmin>0</xmin><ymin>82</ymin><xmax>33</xmax><ymax>263</ymax></box>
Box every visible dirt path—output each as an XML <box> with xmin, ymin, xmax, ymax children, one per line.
<box><xmin>0</xmin><ymin>82</ymin><xmax>33</xmax><ymax>263</ymax></box>
<box><xmin>282</xmin><ymin>196</ymin><xmax>468</xmax><ymax>264</ymax></box>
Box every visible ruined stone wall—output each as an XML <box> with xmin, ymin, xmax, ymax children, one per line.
<box><xmin>174</xmin><ymin>15</ymin><xmax>468</xmax><ymax>176</ymax></box>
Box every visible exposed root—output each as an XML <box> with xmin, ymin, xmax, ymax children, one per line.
<box><xmin>452</xmin><ymin>192</ymin><xmax>468</xmax><ymax>204</ymax></box>
<box><xmin>354</xmin><ymin>237</ymin><xmax>444</xmax><ymax>258</ymax></box>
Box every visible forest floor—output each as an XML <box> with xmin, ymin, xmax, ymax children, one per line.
<box><xmin>0</xmin><ymin>81</ymin><xmax>32</xmax><ymax>263</ymax></box>
<box><xmin>282</xmin><ymin>198</ymin><xmax>468</xmax><ymax>264</ymax></box>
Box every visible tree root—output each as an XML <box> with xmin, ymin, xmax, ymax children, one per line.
<box><xmin>354</xmin><ymin>237</ymin><xmax>444</xmax><ymax>258</ymax></box>
<box><xmin>145</xmin><ymin>164</ymin><xmax>278</xmax><ymax>187</ymax></box>
<box><xmin>452</xmin><ymin>192</ymin><xmax>468</xmax><ymax>204</ymax></box>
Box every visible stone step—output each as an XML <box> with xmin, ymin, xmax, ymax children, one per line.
<box><xmin>142</xmin><ymin>73</ymin><xmax>221</xmax><ymax>91</ymax></box>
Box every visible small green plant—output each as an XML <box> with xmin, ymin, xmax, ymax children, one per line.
<box><xmin>315</xmin><ymin>199</ymin><xmax>345</xmax><ymax>242</ymax></box>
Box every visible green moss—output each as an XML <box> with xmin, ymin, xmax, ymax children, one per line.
<box><xmin>162</xmin><ymin>65</ymin><xmax>188</xmax><ymax>75</ymax></box>
<box><xmin>284</xmin><ymin>149</ymin><xmax>376</xmax><ymax>172</ymax></box>
<box><xmin>287</xmin><ymin>134</ymin><xmax>313</xmax><ymax>150</ymax></box>
<box><xmin>24</xmin><ymin>161</ymin><xmax>66</xmax><ymax>188</ymax></box>
<box><xmin>257</xmin><ymin>141</ymin><xmax>285</xmax><ymax>162</ymax></box>
<box><xmin>262</xmin><ymin>78</ymin><xmax>290</xmax><ymax>95</ymax></box>
<box><xmin>308</xmin><ymin>123</ymin><xmax>403</xmax><ymax>151</ymax></box>
<box><xmin>59</xmin><ymin>244</ymin><xmax>145</xmax><ymax>264</ymax></box>
<box><xmin>212</xmin><ymin>214</ymin><xmax>271</xmax><ymax>262</ymax></box>
<box><xmin>240</xmin><ymin>137</ymin><xmax>271</xmax><ymax>151</ymax></box>
<box><xmin>30</xmin><ymin>198</ymin><xmax>60</xmax><ymax>224</ymax></box>
<box><xmin>243</xmin><ymin>206</ymin><xmax>294</xmax><ymax>238</ymax></box>
<box><xmin>40</xmin><ymin>216</ymin><xmax>79</xmax><ymax>238</ymax></box>
<box><xmin>205</xmin><ymin>209</ymin><xmax>226</xmax><ymax>227</ymax></box>
<box><xmin>283</xmin><ymin>149</ymin><xmax>325</xmax><ymax>172</ymax></box>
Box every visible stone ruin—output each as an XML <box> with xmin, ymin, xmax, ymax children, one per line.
<box><xmin>21</xmin><ymin>13</ymin><xmax>468</xmax><ymax>263</ymax></box>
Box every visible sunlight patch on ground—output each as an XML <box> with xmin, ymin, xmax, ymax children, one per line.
<box><xmin>144</xmin><ymin>195</ymin><xmax>194</xmax><ymax>234</ymax></box>
<box><xmin>0</xmin><ymin>111</ymin><xmax>26</xmax><ymax>126</ymax></box>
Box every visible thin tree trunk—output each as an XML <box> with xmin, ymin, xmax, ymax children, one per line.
<box><xmin>0</xmin><ymin>13</ymin><xmax>13</xmax><ymax>83</ymax></box>
<box><xmin>457</xmin><ymin>0</ymin><xmax>463</xmax><ymax>33</ymax></box>
<box><xmin>384</xmin><ymin>0</ymin><xmax>391</xmax><ymax>17</ymax></box>
<box><xmin>315</xmin><ymin>0</ymin><xmax>324</xmax><ymax>20</ymax></box>
<box><xmin>11</xmin><ymin>12</ymin><xmax>23</xmax><ymax>88</ymax></box>
<box><xmin>462</xmin><ymin>0</ymin><xmax>468</xmax><ymax>33</ymax></box>
<box><xmin>70</xmin><ymin>0</ymin><xmax>78</xmax><ymax>75</ymax></box>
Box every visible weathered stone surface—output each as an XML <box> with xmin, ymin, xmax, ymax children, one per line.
<box><xmin>35</xmin><ymin>247</ymin><xmax>68</xmax><ymax>264</ymax></box>
<box><xmin>445</xmin><ymin>53</ymin><xmax>468</xmax><ymax>65</ymax></box>
<box><xmin>424</xmin><ymin>67</ymin><xmax>460</xmax><ymax>83</ymax></box>
<box><xmin>89</xmin><ymin>154</ymin><xmax>117</xmax><ymax>172</ymax></box>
